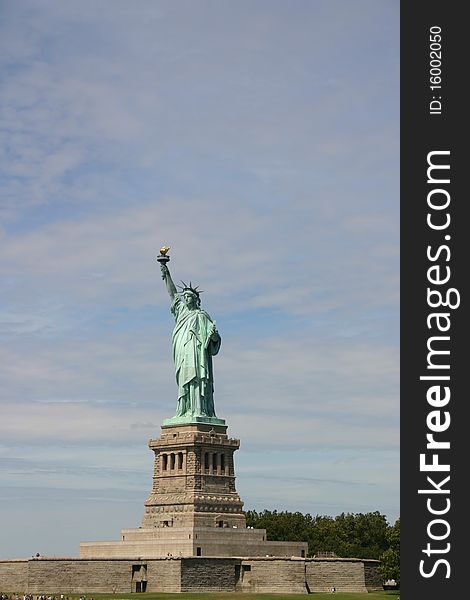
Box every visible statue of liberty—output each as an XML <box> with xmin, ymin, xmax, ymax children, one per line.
<box><xmin>157</xmin><ymin>248</ymin><xmax>224</xmax><ymax>425</ymax></box>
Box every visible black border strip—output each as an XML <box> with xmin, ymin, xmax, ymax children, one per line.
<box><xmin>401</xmin><ymin>3</ymin><xmax>466</xmax><ymax>597</ymax></box>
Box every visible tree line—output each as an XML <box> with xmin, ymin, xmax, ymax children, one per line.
<box><xmin>245</xmin><ymin>509</ymin><xmax>400</xmax><ymax>583</ymax></box>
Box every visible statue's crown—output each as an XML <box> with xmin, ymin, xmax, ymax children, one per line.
<box><xmin>177</xmin><ymin>281</ymin><xmax>204</xmax><ymax>298</ymax></box>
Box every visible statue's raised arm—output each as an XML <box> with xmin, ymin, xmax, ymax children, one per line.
<box><xmin>160</xmin><ymin>262</ymin><xmax>177</xmax><ymax>300</ymax></box>
<box><xmin>157</xmin><ymin>245</ymin><xmax>177</xmax><ymax>300</ymax></box>
<box><xmin>156</xmin><ymin>247</ymin><xmax>224</xmax><ymax>426</ymax></box>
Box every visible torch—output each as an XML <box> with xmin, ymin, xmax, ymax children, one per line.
<box><xmin>156</xmin><ymin>246</ymin><xmax>171</xmax><ymax>278</ymax></box>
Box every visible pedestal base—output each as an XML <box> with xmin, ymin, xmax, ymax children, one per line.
<box><xmin>142</xmin><ymin>421</ymin><xmax>244</xmax><ymax>530</ymax></box>
<box><xmin>80</xmin><ymin>525</ymin><xmax>307</xmax><ymax>559</ymax></box>
<box><xmin>79</xmin><ymin>420</ymin><xmax>308</xmax><ymax>560</ymax></box>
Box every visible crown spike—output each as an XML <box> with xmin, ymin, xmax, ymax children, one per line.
<box><xmin>176</xmin><ymin>279</ymin><xmax>203</xmax><ymax>299</ymax></box>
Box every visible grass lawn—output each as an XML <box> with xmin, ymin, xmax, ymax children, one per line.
<box><xmin>56</xmin><ymin>592</ymin><xmax>400</xmax><ymax>600</ymax></box>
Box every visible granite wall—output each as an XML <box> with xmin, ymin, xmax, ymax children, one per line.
<box><xmin>0</xmin><ymin>555</ymin><xmax>381</xmax><ymax>594</ymax></box>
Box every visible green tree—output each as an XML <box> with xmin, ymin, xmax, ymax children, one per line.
<box><xmin>245</xmin><ymin>509</ymin><xmax>391</xmax><ymax>560</ymax></box>
<box><xmin>379</xmin><ymin>518</ymin><xmax>400</xmax><ymax>584</ymax></box>
<box><xmin>246</xmin><ymin>510</ymin><xmax>314</xmax><ymax>543</ymax></box>
<box><xmin>332</xmin><ymin>511</ymin><xmax>389</xmax><ymax>559</ymax></box>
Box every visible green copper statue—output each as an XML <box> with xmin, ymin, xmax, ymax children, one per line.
<box><xmin>157</xmin><ymin>248</ymin><xmax>224</xmax><ymax>425</ymax></box>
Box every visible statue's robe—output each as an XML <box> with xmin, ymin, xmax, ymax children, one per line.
<box><xmin>171</xmin><ymin>296</ymin><xmax>221</xmax><ymax>418</ymax></box>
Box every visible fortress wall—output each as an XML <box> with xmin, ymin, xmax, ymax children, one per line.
<box><xmin>364</xmin><ymin>559</ymin><xmax>384</xmax><ymax>591</ymax></box>
<box><xmin>0</xmin><ymin>560</ymin><xmax>28</xmax><ymax>592</ymax></box>
<box><xmin>241</xmin><ymin>558</ymin><xmax>308</xmax><ymax>594</ymax></box>
<box><xmin>180</xmin><ymin>557</ymin><xmax>236</xmax><ymax>592</ymax></box>
<box><xmin>1</xmin><ymin>555</ymin><xmax>381</xmax><ymax>594</ymax></box>
<box><xmin>25</xmin><ymin>558</ymin><xmax>137</xmax><ymax>594</ymax></box>
<box><xmin>306</xmin><ymin>557</ymin><xmax>370</xmax><ymax>593</ymax></box>
<box><xmin>146</xmin><ymin>558</ymin><xmax>181</xmax><ymax>593</ymax></box>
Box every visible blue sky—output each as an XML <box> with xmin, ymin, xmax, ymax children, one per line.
<box><xmin>0</xmin><ymin>0</ymin><xmax>399</xmax><ymax>559</ymax></box>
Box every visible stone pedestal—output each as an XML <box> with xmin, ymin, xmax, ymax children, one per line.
<box><xmin>79</xmin><ymin>419</ymin><xmax>308</xmax><ymax>559</ymax></box>
<box><xmin>141</xmin><ymin>422</ymin><xmax>246</xmax><ymax>530</ymax></box>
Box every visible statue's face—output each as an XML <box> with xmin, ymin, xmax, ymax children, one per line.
<box><xmin>184</xmin><ymin>292</ymin><xmax>197</xmax><ymax>308</ymax></box>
